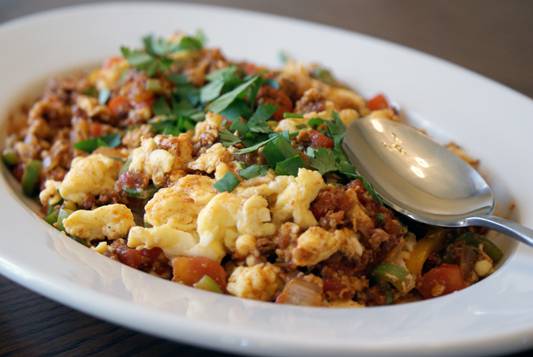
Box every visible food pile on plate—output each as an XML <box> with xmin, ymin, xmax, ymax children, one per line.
<box><xmin>2</xmin><ymin>32</ymin><xmax>502</xmax><ymax>306</ymax></box>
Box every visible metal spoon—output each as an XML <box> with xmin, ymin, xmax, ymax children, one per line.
<box><xmin>343</xmin><ymin>117</ymin><xmax>533</xmax><ymax>247</ymax></box>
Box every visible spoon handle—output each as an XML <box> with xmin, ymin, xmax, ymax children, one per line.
<box><xmin>465</xmin><ymin>215</ymin><xmax>533</xmax><ymax>247</ymax></box>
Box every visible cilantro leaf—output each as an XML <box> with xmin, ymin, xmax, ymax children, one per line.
<box><xmin>309</xmin><ymin>148</ymin><xmax>337</xmax><ymax>175</ymax></box>
<box><xmin>219</xmin><ymin>129</ymin><xmax>241</xmax><ymax>147</ymax></box>
<box><xmin>275</xmin><ymin>155</ymin><xmax>305</xmax><ymax>176</ymax></box>
<box><xmin>201</xmin><ymin>66</ymin><xmax>242</xmax><ymax>103</ymax></box>
<box><xmin>207</xmin><ymin>76</ymin><xmax>259</xmax><ymax>113</ymax></box>
<box><xmin>234</xmin><ymin>136</ymin><xmax>276</xmax><ymax>154</ymax></box>
<box><xmin>221</xmin><ymin>99</ymin><xmax>252</xmax><ymax>120</ymax></box>
<box><xmin>120</xmin><ymin>47</ymin><xmax>152</xmax><ymax>66</ymax></box>
<box><xmin>239</xmin><ymin>164</ymin><xmax>269</xmax><ymax>179</ymax></box>
<box><xmin>206</xmin><ymin>66</ymin><xmax>239</xmax><ymax>83</ymax></box>
<box><xmin>213</xmin><ymin>172</ymin><xmax>240</xmax><ymax>192</ymax></box>
<box><xmin>262</xmin><ymin>135</ymin><xmax>298</xmax><ymax>166</ymax></box>
<box><xmin>248</xmin><ymin>103</ymin><xmax>276</xmax><ymax>133</ymax></box>
<box><xmin>74</xmin><ymin>133</ymin><xmax>121</xmax><ymax>153</ymax></box>
<box><xmin>150</xmin><ymin>117</ymin><xmax>194</xmax><ymax>136</ymax></box>
<box><xmin>153</xmin><ymin>97</ymin><xmax>171</xmax><ymax>116</ymax></box>
<box><xmin>121</xmin><ymin>34</ymin><xmax>204</xmax><ymax>76</ymax></box>
<box><xmin>326</xmin><ymin>112</ymin><xmax>346</xmax><ymax>146</ymax></box>
<box><xmin>200</xmin><ymin>80</ymin><xmax>224</xmax><ymax>103</ymax></box>
<box><xmin>308</xmin><ymin>117</ymin><xmax>326</xmax><ymax>128</ymax></box>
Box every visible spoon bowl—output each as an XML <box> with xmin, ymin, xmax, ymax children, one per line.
<box><xmin>343</xmin><ymin>117</ymin><xmax>533</xmax><ymax>247</ymax></box>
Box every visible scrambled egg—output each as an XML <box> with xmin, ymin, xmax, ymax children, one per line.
<box><xmin>129</xmin><ymin>134</ymin><xmax>192</xmax><ymax>187</ymax></box>
<box><xmin>227</xmin><ymin>263</ymin><xmax>282</xmax><ymax>301</ymax></box>
<box><xmin>59</xmin><ymin>154</ymin><xmax>121</xmax><ymax>204</ymax></box>
<box><xmin>272</xmin><ymin>168</ymin><xmax>324</xmax><ymax>228</ymax></box>
<box><xmin>192</xmin><ymin>112</ymin><xmax>223</xmax><ymax>144</ymax></box>
<box><xmin>187</xmin><ymin>143</ymin><xmax>232</xmax><ymax>174</ymax></box>
<box><xmin>128</xmin><ymin>224</ymin><xmax>197</xmax><ymax>259</ymax></box>
<box><xmin>236</xmin><ymin>195</ymin><xmax>276</xmax><ymax>237</ymax></box>
<box><xmin>196</xmin><ymin>192</ymin><xmax>242</xmax><ymax>258</ymax></box>
<box><xmin>39</xmin><ymin>179</ymin><xmax>62</xmax><ymax>207</ymax></box>
<box><xmin>292</xmin><ymin>227</ymin><xmax>342</xmax><ymax>266</ymax></box>
<box><xmin>144</xmin><ymin>175</ymin><xmax>217</xmax><ymax>232</ymax></box>
<box><xmin>63</xmin><ymin>204</ymin><xmax>134</xmax><ymax>240</ymax></box>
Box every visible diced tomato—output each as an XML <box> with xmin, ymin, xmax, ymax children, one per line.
<box><xmin>367</xmin><ymin>94</ymin><xmax>389</xmax><ymax>111</ymax></box>
<box><xmin>308</xmin><ymin>130</ymin><xmax>334</xmax><ymax>148</ymax></box>
<box><xmin>88</xmin><ymin>122</ymin><xmax>104</xmax><ymax>137</ymax></box>
<box><xmin>256</xmin><ymin>86</ymin><xmax>293</xmax><ymax>121</ymax></box>
<box><xmin>108</xmin><ymin>95</ymin><xmax>130</xmax><ymax>117</ymax></box>
<box><xmin>115</xmin><ymin>246</ymin><xmax>163</xmax><ymax>270</ymax></box>
<box><xmin>417</xmin><ymin>264</ymin><xmax>466</xmax><ymax>299</ymax></box>
<box><xmin>172</xmin><ymin>256</ymin><xmax>227</xmax><ymax>289</ymax></box>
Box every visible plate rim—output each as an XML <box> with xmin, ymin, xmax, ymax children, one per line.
<box><xmin>1</xmin><ymin>2</ymin><xmax>532</xmax><ymax>356</ymax></box>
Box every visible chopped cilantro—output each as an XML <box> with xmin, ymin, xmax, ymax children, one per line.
<box><xmin>262</xmin><ymin>135</ymin><xmax>298</xmax><ymax>166</ymax></box>
<box><xmin>74</xmin><ymin>133</ymin><xmax>121</xmax><ymax>153</ymax></box>
<box><xmin>150</xmin><ymin>117</ymin><xmax>194</xmax><ymax>135</ymax></box>
<box><xmin>153</xmin><ymin>97</ymin><xmax>171</xmax><ymax>116</ymax></box>
<box><xmin>275</xmin><ymin>155</ymin><xmax>305</xmax><ymax>176</ymax></box>
<box><xmin>200</xmin><ymin>80</ymin><xmax>224</xmax><ymax>103</ymax></box>
<box><xmin>283</xmin><ymin>112</ymin><xmax>303</xmax><ymax>119</ymax></box>
<box><xmin>326</xmin><ymin>112</ymin><xmax>346</xmax><ymax>146</ymax></box>
<box><xmin>121</xmin><ymin>34</ymin><xmax>203</xmax><ymax>76</ymax></box>
<box><xmin>229</xmin><ymin>117</ymin><xmax>250</xmax><ymax>137</ymax></box>
<box><xmin>308</xmin><ymin>117</ymin><xmax>326</xmax><ymax>128</ymax></box>
<box><xmin>234</xmin><ymin>135</ymin><xmax>276</xmax><ymax>154</ymax></box>
<box><xmin>221</xmin><ymin>99</ymin><xmax>252</xmax><ymax>120</ymax></box>
<box><xmin>207</xmin><ymin>76</ymin><xmax>259</xmax><ymax>113</ymax></box>
<box><xmin>201</xmin><ymin>66</ymin><xmax>241</xmax><ymax>103</ymax></box>
<box><xmin>309</xmin><ymin>148</ymin><xmax>337</xmax><ymax>175</ymax></box>
<box><xmin>219</xmin><ymin>129</ymin><xmax>241</xmax><ymax>147</ymax></box>
<box><xmin>239</xmin><ymin>164</ymin><xmax>269</xmax><ymax>179</ymax></box>
<box><xmin>248</xmin><ymin>103</ymin><xmax>276</xmax><ymax>133</ymax></box>
<box><xmin>213</xmin><ymin>172</ymin><xmax>240</xmax><ymax>192</ymax></box>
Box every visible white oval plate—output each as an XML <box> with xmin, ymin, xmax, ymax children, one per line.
<box><xmin>1</xmin><ymin>3</ymin><xmax>533</xmax><ymax>356</ymax></box>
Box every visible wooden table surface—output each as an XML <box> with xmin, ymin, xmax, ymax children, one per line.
<box><xmin>1</xmin><ymin>1</ymin><xmax>532</xmax><ymax>356</ymax></box>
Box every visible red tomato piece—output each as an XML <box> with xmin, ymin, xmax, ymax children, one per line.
<box><xmin>309</xmin><ymin>130</ymin><xmax>334</xmax><ymax>148</ymax></box>
<box><xmin>89</xmin><ymin>122</ymin><xmax>104</xmax><ymax>137</ymax></box>
<box><xmin>172</xmin><ymin>256</ymin><xmax>227</xmax><ymax>289</ymax></box>
<box><xmin>256</xmin><ymin>86</ymin><xmax>293</xmax><ymax>121</ymax></box>
<box><xmin>417</xmin><ymin>264</ymin><xmax>466</xmax><ymax>299</ymax></box>
<box><xmin>367</xmin><ymin>94</ymin><xmax>389</xmax><ymax>111</ymax></box>
<box><xmin>108</xmin><ymin>95</ymin><xmax>130</xmax><ymax>117</ymax></box>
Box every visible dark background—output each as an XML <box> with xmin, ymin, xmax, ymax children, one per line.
<box><xmin>1</xmin><ymin>1</ymin><xmax>532</xmax><ymax>356</ymax></box>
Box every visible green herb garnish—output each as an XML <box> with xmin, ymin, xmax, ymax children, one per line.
<box><xmin>207</xmin><ymin>76</ymin><xmax>259</xmax><ymax>113</ymax></box>
<box><xmin>213</xmin><ymin>172</ymin><xmax>240</xmax><ymax>192</ymax></box>
<box><xmin>283</xmin><ymin>112</ymin><xmax>303</xmax><ymax>119</ymax></box>
<box><xmin>275</xmin><ymin>155</ymin><xmax>305</xmax><ymax>176</ymax></box>
<box><xmin>262</xmin><ymin>135</ymin><xmax>298</xmax><ymax>166</ymax></box>
<box><xmin>309</xmin><ymin>148</ymin><xmax>337</xmax><ymax>175</ymax></box>
<box><xmin>74</xmin><ymin>133</ymin><xmax>121</xmax><ymax>153</ymax></box>
<box><xmin>219</xmin><ymin>129</ymin><xmax>241</xmax><ymax>147</ymax></box>
<box><xmin>239</xmin><ymin>164</ymin><xmax>269</xmax><ymax>179</ymax></box>
<box><xmin>247</xmin><ymin>103</ymin><xmax>276</xmax><ymax>133</ymax></box>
